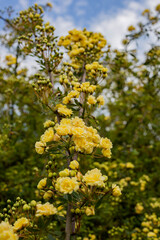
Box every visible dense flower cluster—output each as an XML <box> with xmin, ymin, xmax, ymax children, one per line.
<box><xmin>85</xmin><ymin>62</ymin><xmax>108</xmax><ymax>78</ymax></box>
<box><xmin>83</xmin><ymin>168</ymin><xmax>107</xmax><ymax>187</ymax></box>
<box><xmin>62</xmin><ymin>90</ymin><xmax>80</xmax><ymax>104</ymax></box>
<box><xmin>0</xmin><ymin>221</ymin><xmax>18</xmax><ymax>240</ymax></box>
<box><xmin>132</xmin><ymin>213</ymin><xmax>160</xmax><ymax>240</ymax></box>
<box><xmin>55</xmin><ymin>104</ymin><xmax>73</xmax><ymax>117</ymax></box>
<box><xmin>5</xmin><ymin>55</ymin><xmax>16</xmax><ymax>65</ymax></box>
<box><xmin>13</xmin><ymin>218</ymin><xmax>29</xmax><ymax>231</ymax></box>
<box><xmin>36</xmin><ymin>202</ymin><xmax>57</xmax><ymax>217</ymax></box>
<box><xmin>55</xmin><ymin>117</ymin><xmax>112</xmax><ymax>155</ymax></box>
<box><xmin>55</xmin><ymin>177</ymin><xmax>79</xmax><ymax>194</ymax></box>
<box><xmin>58</xmin><ymin>29</ymin><xmax>107</xmax><ymax>67</ymax></box>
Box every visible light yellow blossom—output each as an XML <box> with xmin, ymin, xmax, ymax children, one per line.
<box><xmin>85</xmin><ymin>206</ymin><xmax>95</xmax><ymax>216</ymax></box>
<box><xmin>69</xmin><ymin>160</ymin><xmax>79</xmax><ymax>169</ymax></box>
<box><xmin>37</xmin><ymin>178</ymin><xmax>47</xmax><ymax>190</ymax></box>
<box><xmin>13</xmin><ymin>218</ymin><xmax>29</xmax><ymax>231</ymax></box>
<box><xmin>0</xmin><ymin>221</ymin><xmax>18</xmax><ymax>240</ymax></box>
<box><xmin>36</xmin><ymin>202</ymin><xmax>57</xmax><ymax>217</ymax></box>
<box><xmin>83</xmin><ymin>168</ymin><xmax>106</xmax><ymax>187</ymax></box>
<box><xmin>55</xmin><ymin>177</ymin><xmax>79</xmax><ymax>194</ymax></box>
<box><xmin>35</xmin><ymin>141</ymin><xmax>46</xmax><ymax>154</ymax></box>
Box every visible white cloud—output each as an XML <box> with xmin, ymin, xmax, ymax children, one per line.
<box><xmin>74</xmin><ymin>0</ymin><xmax>88</xmax><ymax>16</ymax></box>
<box><xmin>44</xmin><ymin>15</ymin><xmax>76</xmax><ymax>36</ymax></box>
<box><xmin>35</xmin><ymin>0</ymin><xmax>73</xmax><ymax>14</ymax></box>
<box><xmin>18</xmin><ymin>0</ymin><xmax>28</xmax><ymax>9</ymax></box>
<box><xmin>89</xmin><ymin>0</ymin><xmax>160</xmax><ymax>49</ymax></box>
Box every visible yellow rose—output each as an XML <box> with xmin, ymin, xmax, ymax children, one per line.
<box><xmin>135</xmin><ymin>203</ymin><xmax>144</xmax><ymax>214</ymax></box>
<box><xmin>85</xmin><ymin>206</ymin><xmax>95</xmax><ymax>216</ymax></box>
<box><xmin>71</xmin><ymin>127</ymin><xmax>85</xmax><ymax>136</ymax></box>
<box><xmin>36</xmin><ymin>202</ymin><xmax>57</xmax><ymax>217</ymax></box>
<box><xmin>43</xmin><ymin>190</ymin><xmax>53</xmax><ymax>200</ymax></box>
<box><xmin>56</xmin><ymin>125</ymin><xmax>71</xmax><ymax>136</ymax></box>
<box><xmin>147</xmin><ymin>232</ymin><xmax>156</xmax><ymax>237</ymax></box>
<box><xmin>35</xmin><ymin>141</ymin><xmax>46</xmax><ymax>154</ymax></box>
<box><xmin>13</xmin><ymin>217</ymin><xmax>29</xmax><ymax>231</ymax></box>
<box><xmin>102</xmin><ymin>148</ymin><xmax>111</xmax><ymax>158</ymax></box>
<box><xmin>112</xmin><ymin>186</ymin><xmax>122</xmax><ymax>197</ymax></box>
<box><xmin>143</xmin><ymin>227</ymin><xmax>149</xmax><ymax>233</ymax></box>
<box><xmin>37</xmin><ymin>178</ymin><xmax>47</xmax><ymax>190</ymax></box>
<box><xmin>40</xmin><ymin>127</ymin><xmax>55</xmax><ymax>143</ymax></box>
<box><xmin>55</xmin><ymin>177</ymin><xmax>79</xmax><ymax>194</ymax></box>
<box><xmin>56</xmin><ymin>104</ymin><xmax>72</xmax><ymax>117</ymax></box>
<box><xmin>43</xmin><ymin>120</ymin><xmax>54</xmax><ymax>128</ymax></box>
<box><xmin>69</xmin><ymin>160</ymin><xmax>79</xmax><ymax>170</ymax></box>
<box><xmin>100</xmin><ymin>137</ymin><xmax>112</xmax><ymax>149</ymax></box>
<box><xmin>59</xmin><ymin>168</ymin><xmax>70</xmax><ymax>177</ymax></box>
<box><xmin>87</xmin><ymin>95</ymin><xmax>97</xmax><ymax>105</ymax></box>
<box><xmin>83</xmin><ymin>168</ymin><xmax>106</xmax><ymax>187</ymax></box>
<box><xmin>126</xmin><ymin>162</ymin><xmax>134</xmax><ymax>168</ymax></box>
<box><xmin>97</xmin><ymin>95</ymin><xmax>105</xmax><ymax>105</ymax></box>
<box><xmin>0</xmin><ymin>221</ymin><xmax>18</xmax><ymax>240</ymax></box>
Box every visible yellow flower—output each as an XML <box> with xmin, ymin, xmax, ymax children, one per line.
<box><xmin>72</xmin><ymin>117</ymin><xmax>85</xmax><ymax>128</ymax></box>
<box><xmin>62</xmin><ymin>90</ymin><xmax>80</xmax><ymax>104</ymax></box>
<box><xmin>46</xmin><ymin>2</ymin><xmax>53</xmax><ymax>8</ymax></box>
<box><xmin>102</xmin><ymin>148</ymin><xmax>111</xmax><ymax>158</ymax></box>
<box><xmin>83</xmin><ymin>168</ymin><xmax>106</xmax><ymax>187</ymax></box>
<box><xmin>37</xmin><ymin>178</ymin><xmax>47</xmax><ymax>190</ymax></box>
<box><xmin>85</xmin><ymin>206</ymin><xmax>95</xmax><ymax>216</ymax></box>
<box><xmin>43</xmin><ymin>190</ymin><xmax>53</xmax><ymax>200</ymax></box>
<box><xmin>135</xmin><ymin>203</ymin><xmax>144</xmax><ymax>214</ymax></box>
<box><xmin>87</xmin><ymin>95</ymin><xmax>97</xmax><ymax>105</ymax></box>
<box><xmin>40</xmin><ymin>127</ymin><xmax>55</xmax><ymax>143</ymax></box>
<box><xmin>128</xmin><ymin>25</ymin><xmax>136</xmax><ymax>31</ymax></box>
<box><xmin>97</xmin><ymin>95</ymin><xmax>105</xmax><ymax>106</ymax></box>
<box><xmin>126</xmin><ymin>162</ymin><xmax>134</xmax><ymax>169</ymax></box>
<box><xmin>55</xmin><ymin>177</ymin><xmax>79</xmax><ymax>194</ymax></box>
<box><xmin>43</xmin><ymin>120</ymin><xmax>55</xmax><ymax>128</ymax></box>
<box><xmin>143</xmin><ymin>228</ymin><xmax>149</xmax><ymax>233</ymax></box>
<box><xmin>36</xmin><ymin>202</ymin><xmax>57</xmax><ymax>217</ymax></box>
<box><xmin>0</xmin><ymin>221</ymin><xmax>18</xmax><ymax>240</ymax></box>
<box><xmin>142</xmin><ymin>9</ymin><xmax>150</xmax><ymax>15</ymax></box>
<box><xmin>59</xmin><ymin>168</ymin><xmax>70</xmax><ymax>177</ymax></box>
<box><xmin>55</xmin><ymin>104</ymin><xmax>72</xmax><ymax>117</ymax></box>
<box><xmin>5</xmin><ymin>55</ymin><xmax>16</xmax><ymax>65</ymax></box>
<box><xmin>112</xmin><ymin>186</ymin><xmax>121</xmax><ymax>197</ymax></box>
<box><xmin>62</xmin><ymin>96</ymin><xmax>70</xmax><ymax>104</ymax></box>
<box><xmin>13</xmin><ymin>217</ymin><xmax>29</xmax><ymax>231</ymax></box>
<box><xmin>147</xmin><ymin>232</ymin><xmax>156</xmax><ymax>237</ymax></box>
<box><xmin>73</xmin><ymin>127</ymin><xmax>85</xmax><ymax>137</ymax></box>
<box><xmin>69</xmin><ymin>160</ymin><xmax>79</xmax><ymax>170</ymax></box>
<box><xmin>156</xmin><ymin>4</ymin><xmax>160</xmax><ymax>11</ymax></box>
<box><xmin>90</xmin><ymin>234</ymin><xmax>96</xmax><ymax>240</ymax></box>
<box><xmin>35</xmin><ymin>141</ymin><xmax>46</xmax><ymax>154</ymax></box>
<box><xmin>100</xmin><ymin>137</ymin><xmax>112</xmax><ymax>149</ymax></box>
<box><xmin>104</xmin><ymin>116</ymin><xmax>110</xmax><ymax>121</ymax></box>
<box><xmin>56</xmin><ymin>124</ymin><xmax>71</xmax><ymax>136</ymax></box>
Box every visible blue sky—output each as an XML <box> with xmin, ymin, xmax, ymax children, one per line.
<box><xmin>0</xmin><ymin>0</ymin><xmax>159</xmax><ymax>48</ymax></box>
<box><xmin>0</xmin><ymin>0</ymin><xmax>159</xmax><ymax>72</ymax></box>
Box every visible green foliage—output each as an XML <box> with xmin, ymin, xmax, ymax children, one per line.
<box><xmin>0</xmin><ymin>3</ymin><xmax>160</xmax><ymax>240</ymax></box>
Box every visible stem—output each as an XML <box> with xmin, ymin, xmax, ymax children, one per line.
<box><xmin>42</xmin><ymin>51</ymin><xmax>54</xmax><ymax>93</ymax></box>
<box><xmin>65</xmin><ymin>204</ymin><xmax>72</xmax><ymax>240</ymax></box>
<box><xmin>79</xmin><ymin>64</ymin><xmax>86</xmax><ymax>117</ymax></box>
